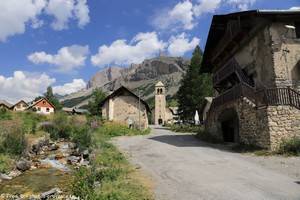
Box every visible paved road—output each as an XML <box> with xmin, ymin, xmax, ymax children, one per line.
<box><xmin>114</xmin><ymin>126</ymin><xmax>300</xmax><ymax>200</ymax></box>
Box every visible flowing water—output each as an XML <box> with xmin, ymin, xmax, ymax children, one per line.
<box><xmin>0</xmin><ymin>141</ymin><xmax>76</xmax><ymax>196</ymax></box>
<box><xmin>0</xmin><ymin>168</ymin><xmax>72</xmax><ymax>195</ymax></box>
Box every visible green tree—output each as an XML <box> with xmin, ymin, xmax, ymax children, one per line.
<box><xmin>88</xmin><ymin>88</ymin><xmax>107</xmax><ymax>116</ymax></box>
<box><xmin>44</xmin><ymin>86</ymin><xmax>62</xmax><ymax>110</ymax></box>
<box><xmin>177</xmin><ymin>46</ymin><xmax>213</xmax><ymax>121</ymax></box>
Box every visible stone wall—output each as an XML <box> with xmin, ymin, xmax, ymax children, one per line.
<box><xmin>267</xmin><ymin>106</ymin><xmax>300</xmax><ymax>150</ymax></box>
<box><xmin>234</xmin><ymin>26</ymin><xmax>276</xmax><ymax>88</ymax></box>
<box><xmin>101</xmin><ymin>93</ymin><xmax>149</xmax><ymax>129</ymax></box>
<box><xmin>270</xmin><ymin>22</ymin><xmax>300</xmax><ymax>90</ymax></box>
<box><xmin>206</xmin><ymin>98</ymin><xmax>300</xmax><ymax>150</ymax></box>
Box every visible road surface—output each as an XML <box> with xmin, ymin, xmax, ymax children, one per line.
<box><xmin>113</xmin><ymin>126</ymin><xmax>300</xmax><ymax>200</ymax></box>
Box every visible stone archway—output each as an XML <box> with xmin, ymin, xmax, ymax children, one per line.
<box><xmin>218</xmin><ymin>108</ymin><xmax>240</xmax><ymax>143</ymax></box>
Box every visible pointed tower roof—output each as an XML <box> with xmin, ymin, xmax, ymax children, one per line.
<box><xmin>155</xmin><ymin>81</ymin><xmax>164</xmax><ymax>87</ymax></box>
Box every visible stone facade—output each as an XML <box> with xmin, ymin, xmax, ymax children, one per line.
<box><xmin>206</xmin><ymin>99</ymin><xmax>300</xmax><ymax>150</ymax></box>
<box><xmin>154</xmin><ymin>81</ymin><xmax>167</xmax><ymax>125</ymax></box>
<box><xmin>101</xmin><ymin>87</ymin><xmax>149</xmax><ymax>129</ymax></box>
<box><xmin>203</xmin><ymin>11</ymin><xmax>300</xmax><ymax>151</ymax></box>
<box><xmin>154</xmin><ymin>81</ymin><xmax>179</xmax><ymax>125</ymax></box>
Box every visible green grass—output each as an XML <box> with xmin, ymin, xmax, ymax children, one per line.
<box><xmin>277</xmin><ymin>137</ymin><xmax>300</xmax><ymax>156</ymax></box>
<box><xmin>0</xmin><ymin>154</ymin><xmax>14</xmax><ymax>173</ymax></box>
<box><xmin>71</xmin><ymin>122</ymin><xmax>153</xmax><ymax>200</ymax></box>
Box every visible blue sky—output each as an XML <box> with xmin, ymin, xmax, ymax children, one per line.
<box><xmin>0</xmin><ymin>0</ymin><xmax>299</xmax><ymax>103</ymax></box>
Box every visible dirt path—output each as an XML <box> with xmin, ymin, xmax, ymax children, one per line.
<box><xmin>113</xmin><ymin>126</ymin><xmax>300</xmax><ymax>200</ymax></box>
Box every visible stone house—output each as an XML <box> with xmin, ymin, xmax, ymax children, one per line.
<box><xmin>100</xmin><ymin>86</ymin><xmax>151</xmax><ymax>129</ymax></box>
<box><xmin>12</xmin><ymin>100</ymin><xmax>28</xmax><ymax>111</ymax></box>
<box><xmin>202</xmin><ymin>10</ymin><xmax>300</xmax><ymax>150</ymax></box>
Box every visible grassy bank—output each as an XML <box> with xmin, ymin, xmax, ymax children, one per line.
<box><xmin>72</xmin><ymin>122</ymin><xmax>153</xmax><ymax>200</ymax></box>
<box><xmin>0</xmin><ymin>110</ymin><xmax>48</xmax><ymax>173</ymax></box>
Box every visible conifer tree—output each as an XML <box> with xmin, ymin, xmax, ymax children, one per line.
<box><xmin>177</xmin><ymin>46</ymin><xmax>213</xmax><ymax>121</ymax></box>
<box><xmin>44</xmin><ymin>86</ymin><xmax>62</xmax><ymax>110</ymax></box>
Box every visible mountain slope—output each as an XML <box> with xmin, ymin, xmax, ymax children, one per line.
<box><xmin>61</xmin><ymin>56</ymin><xmax>189</xmax><ymax>108</ymax></box>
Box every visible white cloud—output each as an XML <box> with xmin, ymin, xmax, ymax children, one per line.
<box><xmin>74</xmin><ymin>0</ymin><xmax>90</xmax><ymax>28</ymax></box>
<box><xmin>168</xmin><ymin>33</ymin><xmax>200</xmax><ymax>56</ymax></box>
<box><xmin>45</xmin><ymin>0</ymin><xmax>90</xmax><ymax>30</ymax></box>
<box><xmin>28</xmin><ymin>45</ymin><xmax>89</xmax><ymax>73</ymax></box>
<box><xmin>152</xmin><ymin>0</ymin><xmax>258</xmax><ymax>31</ymax></box>
<box><xmin>226</xmin><ymin>0</ymin><xmax>256</xmax><ymax>11</ymax></box>
<box><xmin>290</xmin><ymin>7</ymin><xmax>300</xmax><ymax>10</ymax></box>
<box><xmin>193</xmin><ymin>0</ymin><xmax>221</xmax><ymax>17</ymax></box>
<box><xmin>152</xmin><ymin>1</ymin><xmax>195</xmax><ymax>31</ymax></box>
<box><xmin>91</xmin><ymin>32</ymin><xmax>166</xmax><ymax>67</ymax></box>
<box><xmin>0</xmin><ymin>0</ymin><xmax>90</xmax><ymax>41</ymax></box>
<box><xmin>53</xmin><ymin>79</ymin><xmax>86</xmax><ymax>95</ymax></box>
<box><xmin>0</xmin><ymin>0</ymin><xmax>46</xmax><ymax>42</ymax></box>
<box><xmin>0</xmin><ymin>71</ymin><xmax>55</xmax><ymax>103</ymax></box>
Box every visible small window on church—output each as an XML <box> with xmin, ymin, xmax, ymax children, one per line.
<box><xmin>296</xmin><ymin>22</ymin><xmax>300</xmax><ymax>39</ymax></box>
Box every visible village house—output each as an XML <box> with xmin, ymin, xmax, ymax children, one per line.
<box><xmin>0</xmin><ymin>100</ymin><xmax>12</xmax><ymax>110</ymax></box>
<box><xmin>27</xmin><ymin>98</ymin><xmax>55</xmax><ymax>115</ymax></box>
<box><xmin>100</xmin><ymin>86</ymin><xmax>151</xmax><ymax>129</ymax></box>
<box><xmin>154</xmin><ymin>81</ymin><xmax>179</xmax><ymax>125</ymax></box>
<box><xmin>12</xmin><ymin>100</ymin><xmax>28</xmax><ymax>112</ymax></box>
<box><xmin>202</xmin><ymin>10</ymin><xmax>300</xmax><ymax>150</ymax></box>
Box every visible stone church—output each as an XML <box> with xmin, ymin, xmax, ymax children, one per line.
<box><xmin>100</xmin><ymin>86</ymin><xmax>151</xmax><ymax>129</ymax></box>
<box><xmin>202</xmin><ymin>10</ymin><xmax>300</xmax><ymax>150</ymax></box>
<box><xmin>154</xmin><ymin>81</ymin><xmax>179</xmax><ymax>125</ymax></box>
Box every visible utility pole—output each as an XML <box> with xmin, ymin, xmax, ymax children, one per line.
<box><xmin>138</xmin><ymin>89</ymin><xmax>141</xmax><ymax>130</ymax></box>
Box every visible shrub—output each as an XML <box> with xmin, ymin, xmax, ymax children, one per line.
<box><xmin>42</xmin><ymin>112</ymin><xmax>72</xmax><ymax>139</ymax></box>
<box><xmin>167</xmin><ymin>124</ymin><xmax>203</xmax><ymax>133</ymax></box>
<box><xmin>71</xmin><ymin>167</ymin><xmax>97</xmax><ymax>200</ymax></box>
<box><xmin>0</xmin><ymin>154</ymin><xmax>14</xmax><ymax>173</ymax></box>
<box><xmin>19</xmin><ymin>112</ymin><xmax>47</xmax><ymax>134</ymax></box>
<box><xmin>0</xmin><ymin>120</ymin><xmax>26</xmax><ymax>155</ymax></box>
<box><xmin>71</xmin><ymin>125</ymin><xmax>92</xmax><ymax>150</ymax></box>
<box><xmin>277</xmin><ymin>137</ymin><xmax>300</xmax><ymax>156</ymax></box>
<box><xmin>0</xmin><ymin>108</ymin><xmax>12</xmax><ymax>120</ymax></box>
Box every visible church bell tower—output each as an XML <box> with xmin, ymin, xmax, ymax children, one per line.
<box><xmin>155</xmin><ymin>81</ymin><xmax>166</xmax><ymax>125</ymax></box>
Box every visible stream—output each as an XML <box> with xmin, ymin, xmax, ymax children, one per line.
<box><xmin>0</xmin><ymin>139</ymin><xmax>88</xmax><ymax>199</ymax></box>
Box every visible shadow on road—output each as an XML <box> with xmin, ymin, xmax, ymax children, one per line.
<box><xmin>148</xmin><ymin>134</ymin><xmax>234</xmax><ymax>153</ymax></box>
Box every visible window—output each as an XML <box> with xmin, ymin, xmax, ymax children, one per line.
<box><xmin>43</xmin><ymin>101</ymin><xmax>46</xmax><ymax>105</ymax></box>
<box><xmin>46</xmin><ymin>108</ymin><xmax>50</xmax><ymax>112</ymax></box>
<box><xmin>296</xmin><ymin>22</ymin><xmax>300</xmax><ymax>39</ymax></box>
<box><xmin>38</xmin><ymin>107</ymin><xmax>41</xmax><ymax>111</ymax></box>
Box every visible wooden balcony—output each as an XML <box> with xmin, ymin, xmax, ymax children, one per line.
<box><xmin>210</xmin><ymin>83</ymin><xmax>300</xmax><ymax>112</ymax></box>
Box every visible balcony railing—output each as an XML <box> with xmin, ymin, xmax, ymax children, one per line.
<box><xmin>210</xmin><ymin>83</ymin><xmax>300</xmax><ymax>112</ymax></box>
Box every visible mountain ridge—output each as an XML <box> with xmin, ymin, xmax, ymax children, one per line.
<box><xmin>61</xmin><ymin>56</ymin><xmax>190</xmax><ymax>108</ymax></box>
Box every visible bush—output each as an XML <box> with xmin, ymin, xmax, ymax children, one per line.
<box><xmin>41</xmin><ymin>112</ymin><xmax>72</xmax><ymax>139</ymax></box>
<box><xmin>0</xmin><ymin>154</ymin><xmax>14</xmax><ymax>173</ymax></box>
<box><xmin>167</xmin><ymin>124</ymin><xmax>203</xmax><ymax>133</ymax></box>
<box><xmin>0</xmin><ymin>120</ymin><xmax>26</xmax><ymax>155</ymax></box>
<box><xmin>71</xmin><ymin>167</ymin><xmax>97</xmax><ymax>200</ymax></box>
<box><xmin>277</xmin><ymin>137</ymin><xmax>300</xmax><ymax>156</ymax></box>
<box><xmin>71</xmin><ymin>125</ymin><xmax>92</xmax><ymax>150</ymax></box>
<box><xmin>0</xmin><ymin>108</ymin><xmax>12</xmax><ymax>120</ymax></box>
<box><xmin>19</xmin><ymin>112</ymin><xmax>47</xmax><ymax>134</ymax></box>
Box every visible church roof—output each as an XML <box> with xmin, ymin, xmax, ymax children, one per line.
<box><xmin>155</xmin><ymin>81</ymin><xmax>164</xmax><ymax>87</ymax></box>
